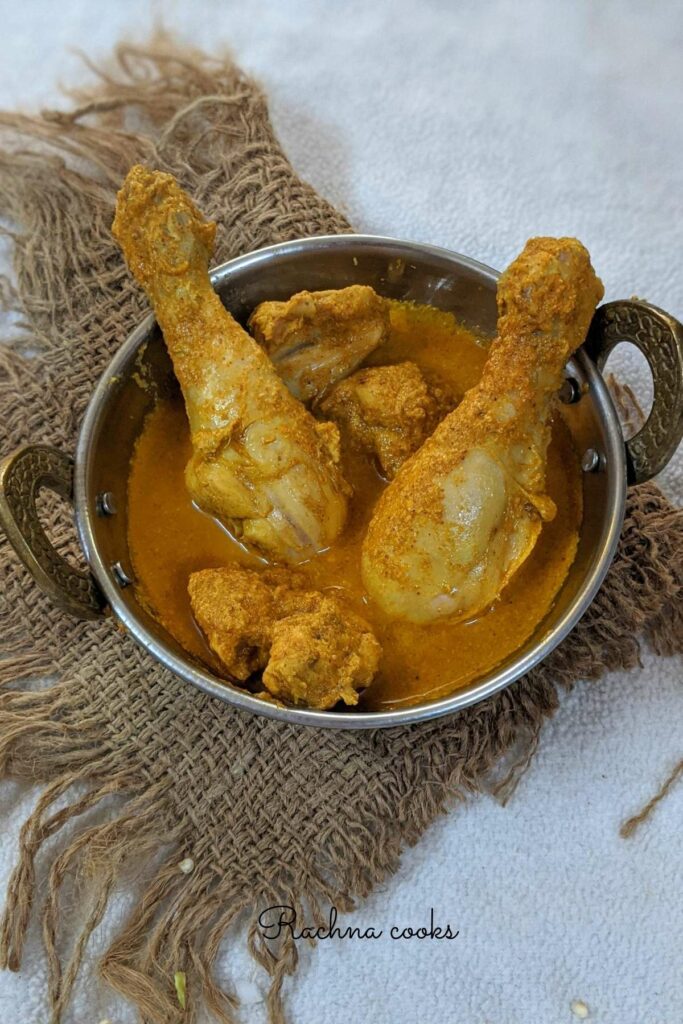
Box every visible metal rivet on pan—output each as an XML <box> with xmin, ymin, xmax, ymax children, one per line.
<box><xmin>581</xmin><ymin>448</ymin><xmax>602</xmax><ymax>473</ymax></box>
<box><xmin>559</xmin><ymin>377</ymin><xmax>582</xmax><ymax>404</ymax></box>
<box><xmin>96</xmin><ymin>491</ymin><xmax>117</xmax><ymax>516</ymax></box>
<box><xmin>111</xmin><ymin>561</ymin><xmax>134</xmax><ymax>588</ymax></box>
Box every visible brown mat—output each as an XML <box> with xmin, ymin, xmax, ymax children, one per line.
<box><xmin>0</xmin><ymin>39</ymin><xmax>681</xmax><ymax>1024</ymax></box>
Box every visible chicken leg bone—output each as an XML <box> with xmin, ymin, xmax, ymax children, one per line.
<box><xmin>113</xmin><ymin>166</ymin><xmax>350</xmax><ymax>563</ymax></box>
<box><xmin>361</xmin><ymin>237</ymin><xmax>604</xmax><ymax>624</ymax></box>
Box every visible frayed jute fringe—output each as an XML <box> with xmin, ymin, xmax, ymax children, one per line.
<box><xmin>0</xmin><ymin>36</ymin><xmax>681</xmax><ymax>1024</ymax></box>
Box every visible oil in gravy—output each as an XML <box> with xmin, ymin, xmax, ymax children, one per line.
<box><xmin>127</xmin><ymin>301</ymin><xmax>582</xmax><ymax>710</ymax></box>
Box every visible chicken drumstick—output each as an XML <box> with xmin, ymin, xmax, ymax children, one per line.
<box><xmin>113</xmin><ymin>166</ymin><xmax>349</xmax><ymax>563</ymax></box>
<box><xmin>361</xmin><ymin>237</ymin><xmax>603</xmax><ymax>624</ymax></box>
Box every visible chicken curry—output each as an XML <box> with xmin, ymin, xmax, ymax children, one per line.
<box><xmin>115</xmin><ymin>166</ymin><xmax>597</xmax><ymax>712</ymax></box>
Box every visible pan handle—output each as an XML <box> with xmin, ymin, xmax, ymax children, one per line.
<box><xmin>585</xmin><ymin>300</ymin><xmax>683</xmax><ymax>484</ymax></box>
<box><xmin>0</xmin><ymin>445</ymin><xmax>106</xmax><ymax>620</ymax></box>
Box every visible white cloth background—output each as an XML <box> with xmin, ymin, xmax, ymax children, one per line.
<box><xmin>0</xmin><ymin>1</ymin><xmax>681</xmax><ymax>1022</ymax></box>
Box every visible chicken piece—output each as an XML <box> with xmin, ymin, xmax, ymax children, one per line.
<box><xmin>248</xmin><ymin>285</ymin><xmax>389</xmax><ymax>402</ymax></box>
<box><xmin>187</xmin><ymin>566</ymin><xmax>279</xmax><ymax>680</ymax></box>
<box><xmin>319</xmin><ymin>361</ymin><xmax>455</xmax><ymax>479</ymax></box>
<box><xmin>112</xmin><ymin>166</ymin><xmax>349</xmax><ymax>564</ymax></box>
<box><xmin>362</xmin><ymin>237</ymin><xmax>604</xmax><ymax>624</ymax></box>
<box><xmin>188</xmin><ymin>566</ymin><xmax>381</xmax><ymax>709</ymax></box>
<box><xmin>264</xmin><ymin>598</ymin><xmax>380</xmax><ymax>708</ymax></box>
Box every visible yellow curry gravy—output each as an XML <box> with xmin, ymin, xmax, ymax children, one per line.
<box><xmin>127</xmin><ymin>301</ymin><xmax>582</xmax><ymax>710</ymax></box>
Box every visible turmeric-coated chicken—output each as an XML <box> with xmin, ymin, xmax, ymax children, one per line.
<box><xmin>248</xmin><ymin>285</ymin><xmax>389</xmax><ymax>403</ymax></box>
<box><xmin>319</xmin><ymin>361</ymin><xmax>454</xmax><ymax>479</ymax></box>
<box><xmin>362</xmin><ymin>237</ymin><xmax>604</xmax><ymax>624</ymax></box>
<box><xmin>188</xmin><ymin>566</ymin><xmax>380</xmax><ymax>708</ymax></box>
<box><xmin>112</xmin><ymin>166</ymin><xmax>349</xmax><ymax>563</ymax></box>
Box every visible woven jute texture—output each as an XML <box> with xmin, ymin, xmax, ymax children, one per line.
<box><xmin>0</xmin><ymin>40</ymin><xmax>681</xmax><ymax>1024</ymax></box>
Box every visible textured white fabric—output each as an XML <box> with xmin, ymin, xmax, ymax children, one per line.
<box><xmin>0</xmin><ymin>2</ymin><xmax>681</xmax><ymax>1022</ymax></box>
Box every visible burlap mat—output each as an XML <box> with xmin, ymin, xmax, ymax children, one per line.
<box><xmin>0</xmin><ymin>40</ymin><xmax>681</xmax><ymax>1024</ymax></box>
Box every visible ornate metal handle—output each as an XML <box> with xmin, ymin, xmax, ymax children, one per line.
<box><xmin>585</xmin><ymin>300</ymin><xmax>683</xmax><ymax>484</ymax></box>
<box><xmin>0</xmin><ymin>445</ymin><xmax>106</xmax><ymax>619</ymax></box>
